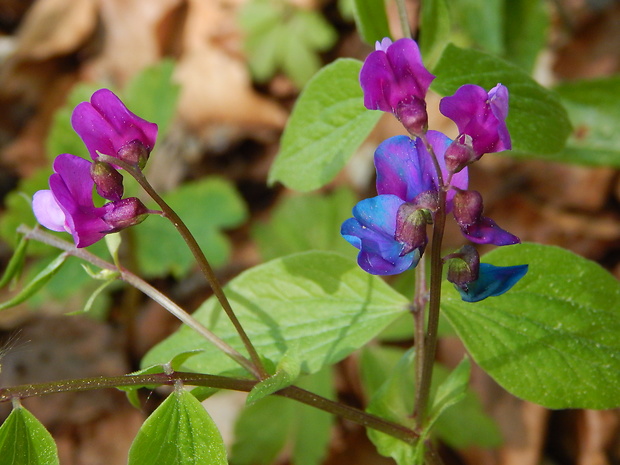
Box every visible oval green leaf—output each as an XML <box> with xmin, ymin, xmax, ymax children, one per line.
<box><xmin>441</xmin><ymin>243</ymin><xmax>620</xmax><ymax>409</ymax></box>
<box><xmin>142</xmin><ymin>251</ymin><xmax>409</xmax><ymax>375</ymax></box>
<box><xmin>268</xmin><ymin>59</ymin><xmax>382</xmax><ymax>192</ymax></box>
<box><xmin>0</xmin><ymin>405</ymin><xmax>59</xmax><ymax>465</ymax></box>
<box><xmin>128</xmin><ymin>388</ymin><xmax>227</xmax><ymax>465</ymax></box>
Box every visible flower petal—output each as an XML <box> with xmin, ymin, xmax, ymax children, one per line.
<box><xmin>360</xmin><ymin>38</ymin><xmax>434</xmax><ymax>113</ymax></box>
<box><xmin>460</xmin><ymin>216</ymin><xmax>520</xmax><ymax>246</ymax></box>
<box><xmin>71</xmin><ymin>89</ymin><xmax>158</xmax><ymax>161</ymax></box>
<box><xmin>456</xmin><ymin>263</ymin><xmax>528</xmax><ymax>302</ymax></box>
<box><xmin>439</xmin><ymin>84</ymin><xmax>511</xmax><ymax>156</ymax></box>
<box><xmin>32</xmin><ymin>190</ymin><xmax>66</xmax><ymax>232</ymax></box>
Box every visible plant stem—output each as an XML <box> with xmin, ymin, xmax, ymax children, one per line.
<box><xmin>412</xmin><ymin>257</ymin><xmax>427</xmax><ymax>415</ymax></box>
<box><xmin>0</xmin><ymin>372</ymin><xmax>418</xmax><ymax>445</ymax></box>
<box><xmin>395</xmin><ymin>0</ymin><xmax>412</xmax><ymax>39</ymax></box>
<box><xmin>100</xmin><ymin>155</ymin><xmax>267</xmax><ymax>379</ymax></box>
<box><xmin>17</xmin><ymin>226</ymin><xmax>259</xmax><ymax>378</ymax></box>
<box><xmin>412</xmin><ymin>134</ymin><xmax>447</xmax><ymax>426</ymax></box>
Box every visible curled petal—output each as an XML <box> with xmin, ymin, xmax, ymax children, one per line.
<box><xmin>71</xmin><ymin>89</ymin><xmax>158</xmax><ymax>163</ymax></box>
<box><xmin>341</xmin><ymin>195</ymin><xmax>422</xmax><ymax>275</ymax></box>
<box><xmin>459</xmin><ymin>216</ymin><xmax>520</xmax><ymax>246</ymax></box>
<box><xmin>456</xmin><ymin>263</ymin><xmax>528</xmax><ymax>303</ymax></box>
<box><xmin>439</xmin><ymin>83</ymin><xmax>511</xmax><ymax>156</ymax></box>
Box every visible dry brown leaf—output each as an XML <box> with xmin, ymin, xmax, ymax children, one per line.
<box><xmin>83</xmin><ymin>0</ymin><xmax>182</xmax><ymax>84</ymax></box>
<box><xmin>173</xmin><ymin>0</ymin><xmax>287</xmax><ymax>131</ymax></box>
<box><xmin>14</xmin><ymin>0</ymin><xmax>98</xmax><ymax>60</ymax></box>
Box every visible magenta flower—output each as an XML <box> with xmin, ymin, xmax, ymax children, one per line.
<box><xmin>71</xmin><ymin>89</ymin><xmax>158</xmax><ymax>167</ymax></box>
<box><xmin>439</xmin><ymin>84</ymin><xmax>511</xmax><ymax>157</ymax></box>
<box><xmin>33</xmin><ymin>154</ymin><xmax>149</xmax><ymax>247</ymax></box>
<box><xmin>360</xmin><ymin>38</ymin><xmax>435</xmax><ymax>135</ymax></box>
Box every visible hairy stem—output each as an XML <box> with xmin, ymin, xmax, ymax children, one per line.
<box><xmin>0</xmin><ymin>372</ymin><xmax>418</xmax><ymax>445</ymax></box>
<box><xmin>17</xmin><ymin>226</ymin><xmax>258</xmax><ymax>377</ymax></box>
<box><xmin>100</xmin><ymin>155</ymin><xmax>266</xmax><ymax>379</ymax></box>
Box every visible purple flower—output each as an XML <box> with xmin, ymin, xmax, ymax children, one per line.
<box><xmin>452</xmin><ymin>190</ymin><xmax>519</xmax><ymax>246</ymax></box>
<box><xmin>32</xmin><ymin>154</ymin><xmax>150</xmax><ymax>247</ymax></box>
<box><xmin>439</xmin><ymin>84</ymin><xmax>511</xmax><ymax>157</ymax></box>
<box><xmin>360</xmin><ymin>38</ymin><xmax>435</xmax><ymax>135</ymax></box>
<box><xmin>71</xmin><ymin>89</ymin><xmax>158</xmax><ymax>167</ymax></box>
<box><xmin>454</xmin><ymin>263</ymin><xmax>528</xmax><ymax>303</ymax></box>
<box><xmin>341</xmin><ymin>195</ymin><xmax>422</xmax><ymax>275</ymax></box>
<box><xmin>374</xmin><ymin>132</ymin><xmax>468</xmax><ymax>210</ymax></box>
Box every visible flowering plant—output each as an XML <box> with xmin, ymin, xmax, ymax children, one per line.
<box><xmin>1</xmin><ymin>3</ymin><xmax>620</xmax><ymax>465</ymax></box>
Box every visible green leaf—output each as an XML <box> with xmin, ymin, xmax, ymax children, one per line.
<box><xmin>269</xmin><ymin>58</ymin><xmax>382</xmax><ymax>192</ymax></box>
<box><xmin>426</xmin><ymin>357</ymin><xmax>470</xmax><ymax>433</ymax></box>
<box><xmin>0</xmin><ymin>235</ymin><xmax>29</xmax><ymax>289</ymax></box>
<box><xmin>252</xmin><ymin>187</ymin><xmax>358</xmax><ymax>261</ymax></box>
<box><xmin>450</xmin><ymin>0</ymin><xmax>504</xmax><ymax>55</ymax></box>
<box><xmin>128</xmin><ymin>388</ymin><xmax>227</xmax><ymax>465</ymax></box>
<box><xmin>361</xmin><ymin>346</ymin><xmax>501</xmax><ymax>451</ymax></box>
<box><xmin>123</xmin><ymin>59</ymin><xmax>179</xmax><ymax>138</ymax></box>
<box><xmin>419</xmin><ymin>0</ymin><xmax>451</xmax><ymax>68</ymax></box>
<box><xmin>135</xmin><ymin>177</ymin><xmax>247</xmax><ymax>278</ymax></box>
<box><xmin>0</xmin><ymin>253</ymin><xmax>68</xmax><ymax>311</ymax></box>
<box><xmin>521</xmin><ymin>77</ymin><xmax>620</xmax><ymax>167</ymax></box>
<box><xmin>366</xmin><ymin>348</ymin><xmax>418</xmax><ymax>465</ymax></box>
<box><xmin>240</xmin><ymin>0</ymin><xmax>336</xmax><ymax>87</ymax></box>
<box><xmin>432</xmin><ymin>44</ymin><xmax>571</xmax><ymax>155</ymax></box>
<box><xmin>231</xmin><ymin>369</ymin><xmax>334</xmax><ymax>465</ymax></box>
<box><xmin>0</xmin><ymin>405</ymin><xmax>59</xmax><ymax>465</ymax></box>
<box><xmin>142</xmin><ymin>251</ymin><xmax>408</xmax><ymax>375</ymax></box>
<box><xmin>352</xmin><ymin>0</ymin><xmax>390</xmax><ymax>45</ymax></box>
<box><xmin>246</xmin><ymin>346</ymin><xmax>301</xmax><ymax>405</ymax></box>
<box><xmin>503</xmin><ymin>0</ymin><xmax>550</xmax><ymax>72</ymax></box>
<box><xmin>441</xmin><ymin>243</ymin><xmax>620</xmax><ymax>409</ymax></box>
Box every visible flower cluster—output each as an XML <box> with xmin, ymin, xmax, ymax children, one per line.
<box><xmin>343</xmin><ymin>38</ymin><xmax>527</xmax><ymax>302</ymax></box>
<box><xmin>33</xmin><ymin>89</ymin><xmax>158</xmax><ymax>247</ymax></box>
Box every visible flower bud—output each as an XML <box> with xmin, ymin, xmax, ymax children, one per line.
<box><xmin>90</xmin><ymin>161</ymin><xmax>124</xmax><ymax>201</ymax></box>
<box><xmin>117</xmin><ymin>140</ymin><xmax>150</xmax><ymax>169</ymax></box>
<box><xmin>446</xmin><ymin>245</ymin><xmax>480</xmax><ymax>290</ymax></box>
<box><xmin>452</xmin><ymin>189</ymin><xmax>483</xmax><ymax>226</ymax></box>
<box><xmin>103</xmin><ymin>197</ymin><xmax>150</xmax><ymax>231</ymax></box>
<box><xmin>444</xmin><ymin>134</ymin><xmax>476</xmax><ymax>174</ymax></box>
<box><xmin>395</xmin><ymin>203</ymin><xmax>430</xmax><ymax>255</ymax></box>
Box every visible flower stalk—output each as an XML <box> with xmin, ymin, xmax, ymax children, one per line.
<box><xmin>99</xmin><ymin>155</ymin><xmax>268</xmax><ymax>380</ymax></box>
<box><xmin>0</xmin><ymin>372</ymin><xmax>418</xmax><ymax>445</ymax></box>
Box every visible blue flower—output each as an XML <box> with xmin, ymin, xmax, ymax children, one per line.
<box><xmin>341</xmin><ymin>195</ymin><xmax>422</xmax><ymax>275</ymax></box>
<box><xmin>455</xmin><ymin>263</ymin><xmax>528</xmax><ymax>303</ymax></box>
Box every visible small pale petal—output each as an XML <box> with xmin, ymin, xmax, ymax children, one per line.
<box><xmin>32</xmin><ymin>190</ymin><xmax>66</xmax><ymax>232</ymax></box>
